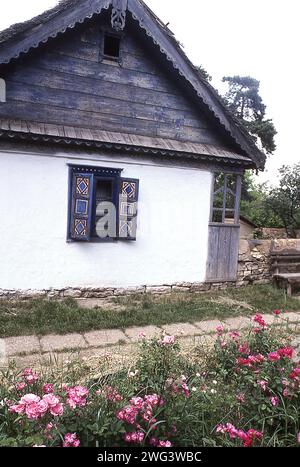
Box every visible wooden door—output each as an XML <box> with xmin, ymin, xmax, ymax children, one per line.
<box><xmin>206</xmin><ymin>224</ymin><xmax>240</xmax><ymax>281</ymax></box>
<box><xmin>206</xmin><ymin>172</ymin><xmax>242</xmax><ymax>282</ymax></box>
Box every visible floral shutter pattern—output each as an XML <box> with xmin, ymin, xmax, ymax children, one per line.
<box><xmin>70</xmin><ymin>173</ymin><xmax>94</xmax><ymax>241</ymax></box>
<box><xmin>118</xmin><ymin>178</ymin><xmax>139</xmax><ymax>240</ymax></box>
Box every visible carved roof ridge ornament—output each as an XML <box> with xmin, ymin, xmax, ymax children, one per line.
<box><xmin>111</xmin><ymin>0</ymin><xmax>128</xmax><ymax>31</ymax></box>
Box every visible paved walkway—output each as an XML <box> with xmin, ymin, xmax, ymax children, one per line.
<box><xmin>1</xmin><ymin>312</ymin><xmax>300</xmax><ymax>368</ymax></box>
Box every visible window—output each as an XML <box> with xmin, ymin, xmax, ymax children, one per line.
<box><xmin>67</xmin><ymin>165</ymin><xmax>139</xmax><ymax>242</ymax></box>
<box><xmin>103</xmin><ymin>33</ymin><xmax>121</xmax><ymax>59</ymax></box>
<box><xmin>210</xmin><ymin>172</ymin><xmax>242</xmax><ymax>225</ymax></box>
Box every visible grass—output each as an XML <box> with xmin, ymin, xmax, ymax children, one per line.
<box><xmin>0</xmin><ymin>284</ymin><xmax>299</xmax><ymax>338</ymax></box>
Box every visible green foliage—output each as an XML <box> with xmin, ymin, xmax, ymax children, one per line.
<box><xmin>0</xmin><ymin>319</ymin><xmax>299</xmax><ymax>447</ymax></box>
<box><xmin>195</xmin><ymin>65</ymin><xmax>212</xmax><ymax>82</ymax></box>
<box><xmin>222</xmin><ymin>75</ymin><xmax>277</xmax><ymax>154</ymax></box>
<box><xmin>1</xmin><ymin>285</ymin><xmax>300</xmax><ymax>337</ymax></box>
<box><xmin>266</xmin><ymin>164</ymin><xmax>300</xmax><ymax>236</ymax></box>
<box><xmin>240</xmin><ymin>172</ymin><xmax>284</xmax><ymax>228</ymax></box>
<box><xmin>137</xmin><ymin>337</ymin><xmax>182</xmax><ymax>394</ymax></box>
<box><xmin>241</xmin><ymin>164</ymin><xmax>300</xmax><ymax>234</ymax></box>
<box><xmin>210</xmin><ymin>324</ymin><xmax>299</xmax><ymax>446</ymax></box>
<box><xmin>223</xmin><ymin>76</ymin><xmax>266</xmax><ymax>120</ymax></box>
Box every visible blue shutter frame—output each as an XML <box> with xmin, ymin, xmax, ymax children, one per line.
<box><xmin>69</xmin><ymin>172</ymin><xmax>94</xmax><ymax>241</ymax></box>
<box><xmin>118</xmin><ymin>178</ymin><xmax>139</xmax><ymax>240</ymax></box>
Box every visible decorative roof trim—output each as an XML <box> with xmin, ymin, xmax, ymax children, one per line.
<box><xmin>0</xmin><ymin>129</ymin><xmax>254</xmax><ymax>168</ymax></box>
<box><xmin>111</xmin><ymin>0</ymin><xmax>128</xmax><ymax>31</ymax></box>
<box><xmin>0</xmin><ymin>0</ymin><xmax>112</xmax><ymax>64</ymax></box>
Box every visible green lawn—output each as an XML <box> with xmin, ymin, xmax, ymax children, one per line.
<box><xmin>0</xmin><ymin>284</ymin><xmax>299</xmax><ymax>338</ymax></box>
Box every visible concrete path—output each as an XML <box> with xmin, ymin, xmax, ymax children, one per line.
<box><xmin>1</xmin><ymin>312</ymin><xmax>299</xmax><ymax>368</ymax></box>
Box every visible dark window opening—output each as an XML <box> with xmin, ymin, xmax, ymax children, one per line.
<box><xmin>103</xmin><ymin>34</ymin><xmax>121</xmax><ymax>58</ymax></box>
<box><xmin>92</xmin><ymin>179</ymin><xmax>115</xmax><ymax>238</ymax></box>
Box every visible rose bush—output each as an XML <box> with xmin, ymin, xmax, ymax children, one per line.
<box><xmin>0</xmin><ymin>312</ymin><xmax>299</xmax><ymax>447</ymax></box>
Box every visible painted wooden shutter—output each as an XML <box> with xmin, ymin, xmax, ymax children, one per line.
<box><xmin>118</xmin><ymin>178</ymin><xmax>139</xmax><ymax>240</ymax></box>
<box><xmin>69</xmin><ymin>173</ymin><xmax>94</xmax><ymax>241</ymax></box>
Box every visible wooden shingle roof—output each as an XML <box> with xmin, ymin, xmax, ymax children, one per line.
<box><xmin>0</xmin><ymin>118</ymin><xmax>254</xmax><ymax>167</ymax></box>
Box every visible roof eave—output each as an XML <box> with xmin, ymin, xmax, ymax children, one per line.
<box><xmin>0</xmin><ymin>129</ymin><xmax>255</xmax><ymax>169</ymax></box>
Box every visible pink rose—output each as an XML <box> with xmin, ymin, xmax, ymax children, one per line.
<box><xmin>289</xmin><ymin>368</ymin><xmax>300</xmax><ymax>380</ymax></box>
<box><xmin>25</xmin><ymin>403</ymin><xmax>41</xmax><ymax>420</ymax></box>
<box><xmin>43</xmin><ymin>394</ymin><xmax>60</xmax><ymax>407</ymax></box>
<box><xmin>9</xmin><ymin>403</ymin><xmax>25</xmax><ymax>414</ymax></box>
<box><xmin>63</xmin><ymin>433</ymin><xmax>80</xmax><ymax>448</ymax></box>
<box><xmin>66</xmin><ymin>386</ymin><xmax>89</xmax><ymax>409</ymax></box>
<box><xmin>229</xmin><ymin>331</ymin><xmax>240</xmax><ymax>341</ymax></box>
<box><xmin>43</xmin><ymin>384</ymin><xmax>54</xmax><ymax>394</ymax></box>
<box><xmin>268</xmin><ymin>352</ymin><xmax>281</xmax><ymax>361</ymax></box>
<box><xmin>25</xmin><ymin>374</ymin><xmax>39</xmax><ymax>385</ymax></box>
<box><xmin>270</xmin><ymin>396</ymin><xmax>279</xmax><ymax>406</ymax></box>
<box><xmin>16</xmin><ymin>383</ymin><xmax>26</xmax><ymax>391</ymax></box>
<box><xmin>258</xmin><ymin>380</ymin><xmax>268</xmax><ymax>391</ymax></box>
<box><xmin>130</xmin><ymin>397</ymin><xmax>144</xmax><ymax>408</ymax></box>
<box><xmin>238</xmin><ymin>342</ymin><xmax>250</xmax><ymax>355</ymax></box>
<box><xmin>277</xmin><ymin>347</ymin><xmax>294</xmax><ymax>359</ymax></box>
<box><xmin>161</xmin><ymin>335</ymin><xmax>175</xmax><ymax>346</ymax></box>
<box><xmin>37</xmin><ymin>400</ymin><xmax>48</xmax><ymax>416</ymax></box>
<box><xmin>21</xmin><ymin>394</ymin><xmax>40</xmax><ymax>404</ymax></box>
<box><xmin>50</xmin><ymin>403</ymin><xmax>64</xmax><ymax>417</ymax></box>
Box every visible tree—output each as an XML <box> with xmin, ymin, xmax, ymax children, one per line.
<box><xmin>195</xmin><ymin>65</ymin><xmax>212</xmax><ymax>82</ymax></box>
<box><xmin>240</xmin><ymin>164</ymin><xmax>300</xmax><ymax>237</ymax></box>
<box><xmin>222</xmin><ymin>76</ymin><xmax>277</xmax><ymax>154</ymax></box>
<box><xmin>266</xmin><ymin>163</ymin><xmax>300</xmax><ymax>237</ymax></box>
<box><xmin>240</xmin><ymin>176</ymin><xmax>283</xmax><ymax>228</ymax></box>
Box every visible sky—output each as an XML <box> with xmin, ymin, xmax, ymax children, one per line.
<box><xmin>0</xmin><ymin>0</ymin><xmax>299</xmax><ymax>184</ymax></box>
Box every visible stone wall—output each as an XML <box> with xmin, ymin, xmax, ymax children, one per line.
<box><xmin>237</xmin><ymin>239</ymin><xmax>272</xmax><ymax>287</ymax></box>
<box><xmin>237</xmin><ymin>238</ymin><xmax>300</xmax><ymax>287</ymax></box>
<box><xmin>257</xmin><ymin>228</ymin><xmax>300</xmax><ymax>240</ymax></box>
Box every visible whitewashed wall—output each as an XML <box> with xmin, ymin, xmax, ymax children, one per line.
<box><xmin>0</xmin><ymin>149</ymin><xmax>212</xmax><ymax>290</ymax></box>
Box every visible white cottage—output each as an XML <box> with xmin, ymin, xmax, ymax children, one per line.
<box><xmin>0</xmin><ymin>0</ymin><xmax>265</xmax><ymax>299</ymax></box>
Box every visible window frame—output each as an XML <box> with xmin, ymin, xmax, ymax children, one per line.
<box><xmin>99</xmin><ymin>28</ymin><xmax>123</xmax><ymax>64</ymax></box>
<box><xmin>67</xmin><ymin>164</ymin><xmax>123</xmax><ymax>243</ymax></box>
<box><xmin>209</xmin><ymin>172</ymin><xmax>242</xmax><ymax>227</ymax></box>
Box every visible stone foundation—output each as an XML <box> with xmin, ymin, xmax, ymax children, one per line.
<box><xmin>0</xmin><ymin>282</ymin><xmax>234</xmax><ymax>300</ymax></box>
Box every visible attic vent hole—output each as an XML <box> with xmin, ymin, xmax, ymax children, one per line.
<box><xmin>104</xmin><ymin>34</ymin><xmax>121</xmax><ymax>58</ymax></box>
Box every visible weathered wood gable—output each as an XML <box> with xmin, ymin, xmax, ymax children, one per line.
<box><xmin>0</xmin><ymin>0</ymin><xmax>266</xmax><ymax>169</ymax></box>
<box><xmin>0</xmin><ymin>13</ymin><xmax>231</xmax><ymax>147</ymax></box>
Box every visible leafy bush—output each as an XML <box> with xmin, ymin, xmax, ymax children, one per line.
<box><xmin>0</xmin><ymin>312</ymin><xmax>299</xmax><ymax>447</ymax></box>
